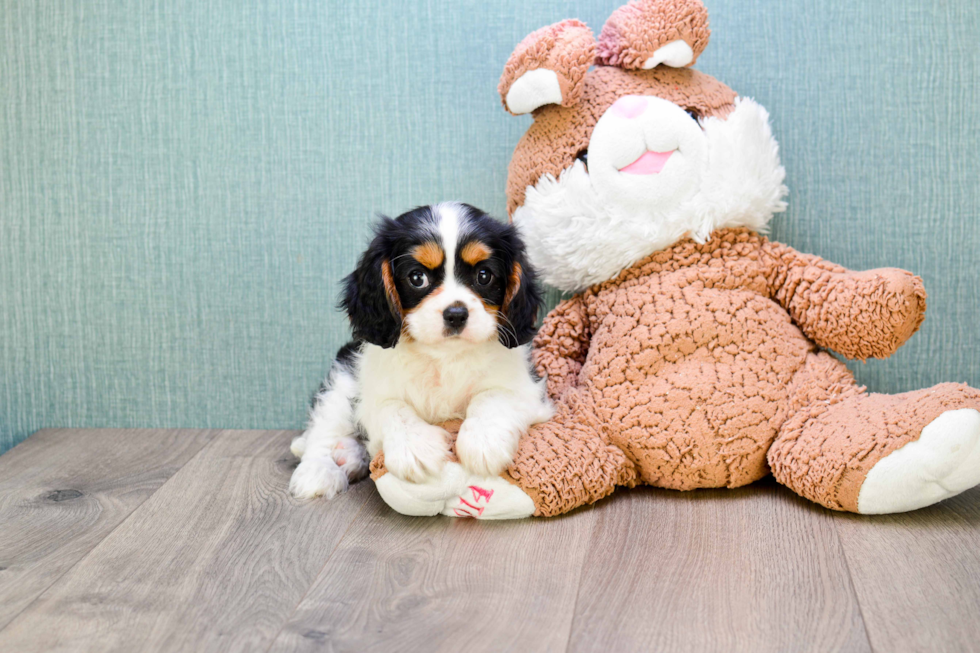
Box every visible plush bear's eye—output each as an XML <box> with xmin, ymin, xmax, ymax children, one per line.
<box><xmin>684</xmin><ymin>108</ymin><xmax>701</xmax><ymax>123</ymax></box>
<box><xmin>575</xmin><ymin>149</ymin><xmax>588</xmax><ymax>167</ymax></box>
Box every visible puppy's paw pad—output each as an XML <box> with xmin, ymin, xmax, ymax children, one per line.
<box><xmin>289</xmin><ymin>458</ymin><xmax>349</xmax><ymax>500</ymax></box>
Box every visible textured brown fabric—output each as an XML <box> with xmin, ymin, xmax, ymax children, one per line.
<box><xmin>532</xmin><ymin>293</ymin><xmax>591</xmax><ymax>401</ymax></box>
<box><xmin>520</xmin><ymin>231</ymin><xmax>818</xmax><ymax>502</ymax></box>
<box><xmin>368</xmin><ymin>450</ymin><xmax>386</xmax><ymax>481</ymax></box>
<box><xmin>505</xmin><ymin>65</ymin><xmax>737</xmax><ymax>215</ymax></box>
<box><xmin>505</xmin><ymin>230</ymin><xmax>980</xmax><ymax>515</ymax></box>
<box><xmin>505</xmin><ymin>391</ymin><xmax>640</xmax><ymax>517</ymax></box>
<box><xmin>762</xmin><ymin>241</ymin><xmax>927</xmax><ymax>360</ymax></box>
<box><xmin>497</xmin><ymin>19</ymin><xmax>597</xmax><ymax>116</ymax></box>
<box><xmin>597</xmin><ymin>0</ymin><xmax>710</xmax><ymax>69</ymax></box>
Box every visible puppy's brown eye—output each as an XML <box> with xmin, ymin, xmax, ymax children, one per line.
<box><xmin>408</xmin><ymin>270</ymin><xmax>429</xmax><ymax>288</ymax></box>
<box><xmin>477</xmin><ymin>268</ymin><xmax>493</xmax><ymax>286</ymax></box>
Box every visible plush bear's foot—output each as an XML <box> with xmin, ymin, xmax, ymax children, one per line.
<box><xmin>374</xmin><ymin>462</ymin><xmax>535</xmax><ymax>519</ymax></box>
<box><xmin>858</xmin><ymin>409</ymin><xmax>980</xmax><ymax>514</ymax></box>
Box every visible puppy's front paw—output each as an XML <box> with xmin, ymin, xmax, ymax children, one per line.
<box><xmin>384</xmin><ymin>423</ymin><xmax>451</xmax><ymax>483</ymax></box>
<box><xmin>455</xmin><ymin>419</ymin><xmax>517</xmax><ymax>478</ymax></box>
<box><xmin>289</xmin><ymin>434</ymin><xmax>308</xmax><ymax>458</ymax></box>
<box><xmin>290</xmin><ymin>457</ymin><xmax>348</xmax><ymax>500</ymax></box>
<box><xmin>332</xmin><ymin>436</ymin><xmax>370</xmax><ymax>483</ymax></box>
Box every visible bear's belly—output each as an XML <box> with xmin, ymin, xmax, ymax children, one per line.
<box><xmin>583</xmin><ymin>288</ymin><xmax>814</xmax><ymax>489</ymax></box>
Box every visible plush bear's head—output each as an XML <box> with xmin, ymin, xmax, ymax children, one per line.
<box><xmin>500</xmin><ymin>0</ymin><xmax>788</xmax><ymax>292</ymax></box>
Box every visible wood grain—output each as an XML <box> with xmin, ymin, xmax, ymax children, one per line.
<box><xmin>268</xmin><ymin>495</ymin><xmax>597</xmax><ymax>653</ymax></box>
<box><xmin>0</xmin><ymin>428</ymin><xmax>216</xmax><ymax>630</ymax></box>
<box><xmin>3</xmin><ymin>428</ymin><xmax>980</xmax><ymax>652</ymax></box>
<box><xmin>566</xmin><ymin>480</ymin><xmax>871</xmax><ymax>653</ymax></box>
<box><xmin>834</xmin><ymin>485</ymin><xmax>980</xmax><ymax>653</ymax></box>
<box><xmin>0</xmin><ymin>429</ymin><xmax>371</xmax><ymax>653</ymax></box>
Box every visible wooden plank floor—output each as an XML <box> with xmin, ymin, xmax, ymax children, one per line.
<box><xmin>1</xmin><ymin>429</ymin><xmax>978</xmax><ymax>653</ymax></box>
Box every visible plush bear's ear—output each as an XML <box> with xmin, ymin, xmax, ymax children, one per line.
<box><xmin>597</xmin><ymin>0</ymin><xmax>710</xmax><ymax>70</ymax></box>
<box><xmin>498</xmin><ymin>19</ymin><xmax>596</xmax><ymax>116</ymax></box>
<box><xmin>339</xmin><ymin>223</ymin><xmax>403</xmax><ymax>349</ymax></box>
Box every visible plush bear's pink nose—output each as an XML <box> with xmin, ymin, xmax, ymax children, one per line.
<box><xmin>610</xmin><ymin>96</ymin><xmax>648</xmax><ymax>119</ymax></box>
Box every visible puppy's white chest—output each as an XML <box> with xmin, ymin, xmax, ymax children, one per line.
<box><xmin>406</xmin><ymin>358</ymin><xmax>480</xmax><ymax>422</ymax></box>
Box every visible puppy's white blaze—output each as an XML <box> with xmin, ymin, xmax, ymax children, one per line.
<box><xmin>437</xmin><ymin>202</ymin><xmax>461</xmax><ymax>281</ymax></box>
<box><xmin>404</xmin><ymin>203</ymin><xmax>497</xmax><ymax>345</ymax></box>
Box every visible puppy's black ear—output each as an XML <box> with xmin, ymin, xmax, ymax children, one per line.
<box><xmin>340</xmin><ymin>229</ymin><xmax>403</xmax><ymax>349</ymax></box>
<box><xmin>500</xmin><ymin>246</ymin><xmax>543</xmax><ymax>348</ymax></box>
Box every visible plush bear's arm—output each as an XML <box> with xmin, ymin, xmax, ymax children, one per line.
<box><xmin>762</xmin><ymin>240</ymin><xmax>927</xmax><ymax>360</ymax></box>
<box><xmin>532</xmin><ymin>295</ymin><xmax>592</xmax><ymax>400</ymax></box>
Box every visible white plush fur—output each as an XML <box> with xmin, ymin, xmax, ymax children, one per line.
<box><xmin>643</xmin><ymin>39</ymin><xmax>694</xmax><ymax>69</ymax></box>
<box><xmin>506</xmin><ymin>68</ymin><xmax>563</xmax><ymax>115</ymax></box>
<box><xmin>513</xmin><ymin>97</ymin><xmax>788</xmax><ymax>293</ymax></box>
<box><xmin>289</xmin><ymin>204</ymin><xmax>553</xmax><ymax>499</ymax></box>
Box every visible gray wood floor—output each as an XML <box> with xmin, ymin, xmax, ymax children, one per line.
<box><xmin>1</xmin><ymin>429</ymin><xmax>978</xmax><ymax>653</ymax></box>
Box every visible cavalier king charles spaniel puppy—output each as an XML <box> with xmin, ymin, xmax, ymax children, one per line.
<box><xmin>289</xmin><ymin>202</ymin><xmax>554</xmax><ymax>499</ymax></box>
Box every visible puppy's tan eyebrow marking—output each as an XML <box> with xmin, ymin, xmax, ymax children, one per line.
<box><xmin>461</xmin><ymin>241</ymin><xmax>491</xmax><ymax>265</ymax></box>
<box><xmin>411</xmin><ymin>241</ymin><xmax>444</xmax><ymax>269</ymax></box>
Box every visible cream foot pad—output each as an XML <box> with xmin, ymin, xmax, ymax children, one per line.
<box><xmin>374</xmin><ymin>462</ymin><xmax>535</xmax><ymax>519</ymax></box>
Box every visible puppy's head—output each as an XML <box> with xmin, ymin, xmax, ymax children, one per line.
<box><xmin>341</xmin><ymin>203</ymin><xmax>542</xmax><ymax>349</ymax></box>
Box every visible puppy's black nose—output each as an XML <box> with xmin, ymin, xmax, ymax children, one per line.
<box><xmin>443</xmin><ymin>303</ymin><xmax>468</xmax><ymax>331</ymax></box>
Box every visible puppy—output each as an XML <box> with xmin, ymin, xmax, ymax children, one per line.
<box><xmin>289</xmin><ymin>202</ymin><xmax>554</xmax><ymax>500</ymax></box>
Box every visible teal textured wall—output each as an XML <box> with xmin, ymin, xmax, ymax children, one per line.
<box><xmin>2</xmin><ymin>0</ymin><xmax>978</xmax><ymax>453</ymax></box>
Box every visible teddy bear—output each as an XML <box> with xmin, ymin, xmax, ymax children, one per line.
<box><xmin>369</xmin><ymin>0</ymin><xmax>980</xmax><ymax>519</ymax></box>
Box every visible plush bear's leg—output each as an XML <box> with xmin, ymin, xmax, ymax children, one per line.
<box><xmin>503</xmin><ymin>391</ymin><xmax>639</xmax><ymax>517</ymax></box>
<box><xmin>769</xmin><ymin>353</ymin><xmax>980</xmax><ymax>513</ymax></box>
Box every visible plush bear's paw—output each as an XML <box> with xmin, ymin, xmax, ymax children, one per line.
<box><xmin>383</xmin><ymin>423</ymin><xmax>451</xmax><ymax>483</ymax></box>
<box><xmin>858</xmin><ymin>408</ymin><xmax>980</xmax><ymax>514</ymax></box>
<box><xmin>374</xmin><ymin>463</ymin><xmax>535</xmax><ymax>520</ymax></box>
<box><xmin>290</xmin><ymin>456</ymin><xmax>349</xmax><ymax>500</ymax></box>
